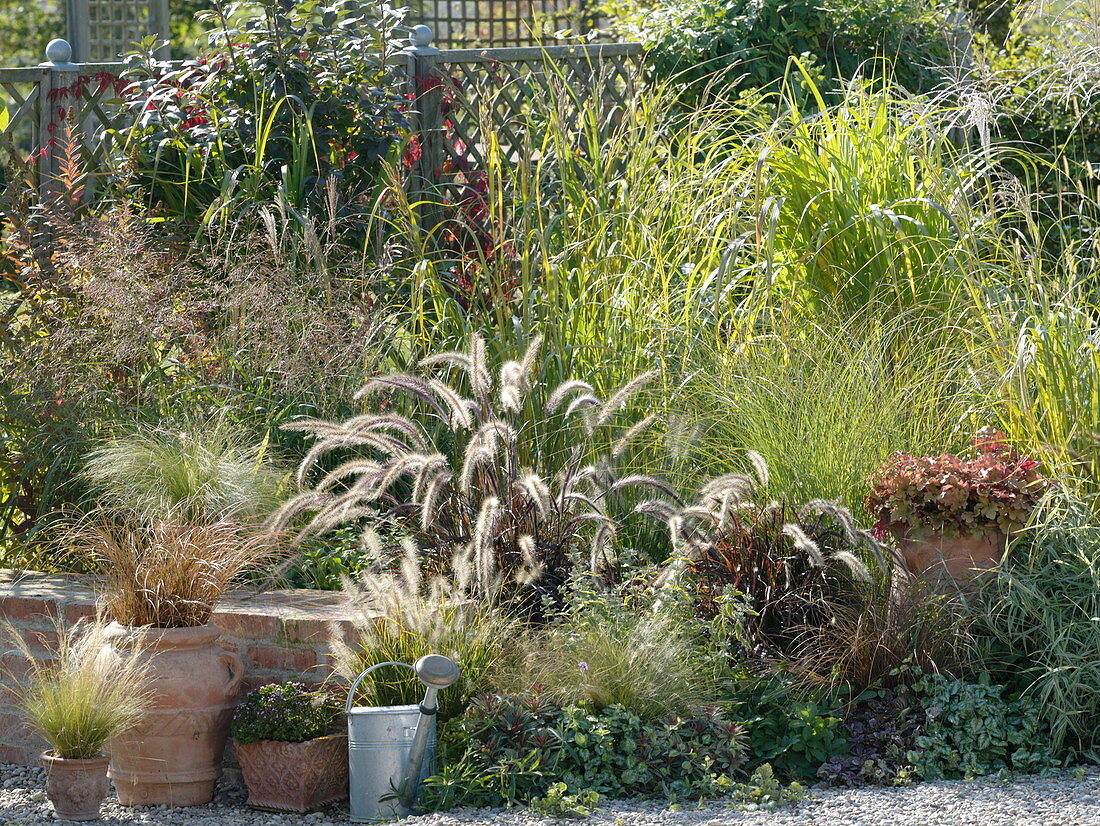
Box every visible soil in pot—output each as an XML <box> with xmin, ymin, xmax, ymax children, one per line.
<box><xmin>895</xmin><ymin>527</ymin><xmax>1006</xmax><ymax>587</ymax></box>
<box><xmin>101</xmin><ymin>622</ymin><xmax>244</xmax><ymax>807</ymax></box>
<box><xmin>236</xmin><ymin>735</ymin><xmax>349</xmax><ymax>813</ymax></box>
<box><xmin>41</xmin><ymin>753</ymin><xmax>110</xmax><ymax>822</ymax></box>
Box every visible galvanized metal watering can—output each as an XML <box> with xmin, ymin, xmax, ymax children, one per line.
<box><xmin>345</xmin><ymin>654</ymin><xmax>461</xmax><ymax>822</ymax></box>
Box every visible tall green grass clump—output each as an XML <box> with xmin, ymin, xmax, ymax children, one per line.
<box><xmin>978</xmin><ymin>492</ymin><xmax>1100</xmax><ymax>757</ymax></box>
<box><xmin>678</xmin><ymin>310</ymin><xmax>973</xmax><ymax>509</ymax></box>
<box><xmin>743</xmin><ymin>81</ymin><xmax>993</xmax><ymax>319</ymax></box>
<box><xmin>84</xmin><ymin>423</ymin><xmax>287</xmax><ymax>526</ymax></box>
<box><xmin>387</xmin><ymin>73</ymin><xmax>764</xmax><ymax>390</ymax></box>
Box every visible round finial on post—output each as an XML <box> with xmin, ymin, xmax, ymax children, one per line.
<box><xmin>44</xmin><ymin>38</ymin><xmax>73</xmax><ymax>65</ymax></box>
<box><xmin>409</xmin><ymin>25</ymin><xmax>434</xmax><ymax>49</ymax></box>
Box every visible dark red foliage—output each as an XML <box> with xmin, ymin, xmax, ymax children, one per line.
<box><xmin>819</xmin><ymin>688</ymin><xmax>925</xmax><ymax>786</ymax></box>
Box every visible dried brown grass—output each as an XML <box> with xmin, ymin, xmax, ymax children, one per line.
<box><xmin>71</xmin><ymin>516</ymin><xmax>280</xmax><ymax>628</ymax></box>
<box><xmin>788</xmin><ymin>574</ymin><xmax>974</xmax><ymax>692</ymax></box>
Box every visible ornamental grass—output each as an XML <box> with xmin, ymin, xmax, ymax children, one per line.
<box><xmin>2</xmin><ymin>618</ymin><xmax>152</xmax><ymax>759</ymax></box>
<box><xmin>71</xmin><ymin>516</ymin><xmax>279</xmax><ymax>628</ymax></box>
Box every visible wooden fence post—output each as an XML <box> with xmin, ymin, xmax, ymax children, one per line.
<box><xmin>36</xmin><ymin>39</ymin><xmax>84</xmax><ymax>200</ymax></box>
<box><xmin>64</xmin><ymin>0</ymin><xmax>92</xmax><ymax>63</ymax></box>
<box><xmin>150</xmin><ymin>0</ymin><xmax>172</xmax><ymax>59</ymax></box>
<box><xmin>403</xmin><ymin>24</ymin><xmax>444</xmax><ymax>231</ymax></box>
<box><xmin>34</xmin><ymin>66</ymin><xmax>54</xmax><ymax>199</ymax></box>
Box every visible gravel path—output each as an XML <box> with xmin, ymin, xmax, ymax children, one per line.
<box><xmin>3</xmin><ymin>763</ymin><xmax>1100</xmax><ymax>825</ymax></box>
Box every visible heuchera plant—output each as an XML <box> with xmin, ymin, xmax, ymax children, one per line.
<box><xmin>865</xmin><ymin>428</ymin><xmax>1048</xmax><ymax>539</ymax></box>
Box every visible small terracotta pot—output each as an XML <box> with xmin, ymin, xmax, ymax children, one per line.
<box><xmin>40</xmin><ymin>752</ymin><xmax>110</xmax><ymax>822</ymax></box>
<box><xmin>102</xmin><ymin>622</ymin><xmax>244</xmax><ymax>807</ymax></box>
<box><xmin>236</xmin><ymin>736</ymin><xmax>349</xmax><ymax>813</ymax></box>
<box><xmin>894</xmin><ymin>526</ymin><xmax>1006</xmax><ymax>586</ymax></box>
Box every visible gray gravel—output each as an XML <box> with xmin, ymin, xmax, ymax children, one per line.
<box><xmin>3</xmin><ymin>763</ymin><xmax>1100</xmax><ymax>825</ymax></box>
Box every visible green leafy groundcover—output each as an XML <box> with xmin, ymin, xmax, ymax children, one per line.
<box><xmin>419</xmin><ymin>675</ymin><xmax>1059</xmax><ymax>810</ymax></box>
<box><xmin>420</xmin><ymin>691</ymin><xmax>747</xmax><ymax>809</ymax></box>
<box><xmin>907</xmin><ymin>673</ymin><xmax>1053</xmax><ymax>780</ymax></box>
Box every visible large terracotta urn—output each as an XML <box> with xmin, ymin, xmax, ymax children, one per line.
<box><xmin>102</xmin><ymin>622</ymin><xmax>244</xmax><ymax>806</ymax></box>
<box><xmin>41</xmin><ymin>753</ymin><xmax>110</xmax><ymax>821</ymax></box>
<box><xmin>895</xmin><ymin>526</ymin><xmax>1006</xmax><ymax>587</ymax></box>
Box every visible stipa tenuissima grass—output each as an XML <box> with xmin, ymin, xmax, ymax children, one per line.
<box><xmin>272</xmin><ymin>334</ymin><xmax>670</xmax><ymax>600</ymax></box>
<box><xmin>2</xmin><ymin>617</ymin><xmax>153</xmax><ymax>759</ymax></box>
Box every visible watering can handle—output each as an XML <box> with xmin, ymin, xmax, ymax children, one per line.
<box><xmin>344</xmin><ymin>661</ymin><xmax>416</xmax><ymax>714</ymax></box>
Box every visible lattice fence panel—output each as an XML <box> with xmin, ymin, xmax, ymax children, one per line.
<box><xmin>0</xmin><ymin>71</ymin><xmax>45</xmax><ymax>158</ymax></box>
<box><xmin>400</xmin><ymin>42</ymin><xmax>644</xmax><ymax>235</ymax></box>
<box><xmin>0</xmin><ymin>64</ymin><xmax>131</xmax><ymax>194</ymax></box>
<box><xmin>416</xmin><ymin>44</ymin><xmax>644</xmax><ymax>175</ymax></box>
<box><xmin>411</xmin><ymin>0</ymin><xmax>596</xmax><ymax>48</ymax></box>
<box><xmin>54</xmin><ymin>71</ymin><xmax>133</xmax><ymax>179</ymax></box>
<box><xmin>69</xmin><ymin>0</ymin><xmax>171</xmax><ymax>61</ymax></box>
<box><xmin>1</xmin><ymin>41</ymin><xmax>644</xmax><ymax>200</ymax></box>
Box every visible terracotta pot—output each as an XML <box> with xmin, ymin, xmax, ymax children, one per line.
<box><xmin>102</xmin><ymin>622</ymin><xmax>244</xmax><ymax>807</ymax></box>
<box><xmin>40</xmin><ymin>752</ymin><xmax>110</xmax><ymax>822</ymax></box>
<box><xmin>236</xmin><ymin>735</ymin><xmax>349</xmax><ymax>813</ymax></box>
<box><xmin>895</xmin><ymin>526</ymin><xmax>1006</xmax><ymax>586</ymax></box>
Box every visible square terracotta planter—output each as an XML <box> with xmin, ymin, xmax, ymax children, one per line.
<box><xmin>236</xmin><ymin>735</ymin><xmax>349</xmax><ymax>813</ymax></box>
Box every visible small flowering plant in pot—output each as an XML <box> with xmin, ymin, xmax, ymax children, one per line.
<box><xmin>865</xmin><ymin>428</ymin><xmax>1049</xmax><ymax>585</ymax></box>
<box><xmin>231</xmin><ymin>683</ymin><xmax>348</xmax><ymax>813</ymax></box>
<box><xmin>2</xmin><ymin>619</ymin><xmax>152</xmax><ymax>822</ymax></box>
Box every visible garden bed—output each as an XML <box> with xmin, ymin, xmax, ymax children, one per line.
<box><xmin>5</xmin><ymin>0</ymin><xmax>1100</xmax><ymax>821</ymax></box>
<box><xmin>2</xmin><ymin>764</ymin><xmax>1098</xmax><ymax>826</ymax></box>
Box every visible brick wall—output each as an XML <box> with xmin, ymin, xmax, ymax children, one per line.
<box><xmin>0</xmin><ymin>569</ymin><xmax>354</xmax><ymax>768</ymax></box>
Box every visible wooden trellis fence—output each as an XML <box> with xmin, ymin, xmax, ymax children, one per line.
<box><xmin>0</xmin><ymin>40</ymin><xmax>127</xmax><ymax>196</ymax></box>
<box><xmin>410</xmin><ymin>0</ymin><xmax>599</xmax><ymax>48</ymax></box>
<box><xmin>0</xmin><ymin>30</ymin><xmax>644</xmax><ymax>200</ymax></box>
<box><xmin>401</xmin><ymin>26</ymin><xmax>644</xmax><ymax>200</ymax></box>
<box><xmin>67</xmin><ymin>0</ymin><xmax>171</xmax><ymax>62</ymax></box>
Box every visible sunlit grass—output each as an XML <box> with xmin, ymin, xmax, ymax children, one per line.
<box><xmin>2</xmin><ymin>618</ymin><xmax>152</xmax><ymax>759</ymax></box>
<box><xmin>671</xmin><ymin>306</ymin><xmax>978</xmax><ymax>511</ymax></box>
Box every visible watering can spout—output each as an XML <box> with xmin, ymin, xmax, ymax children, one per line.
<box><xmin>396</xmin><ymin>655</ymin><xmax>462</xmax><ymax>815</ymax></box>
